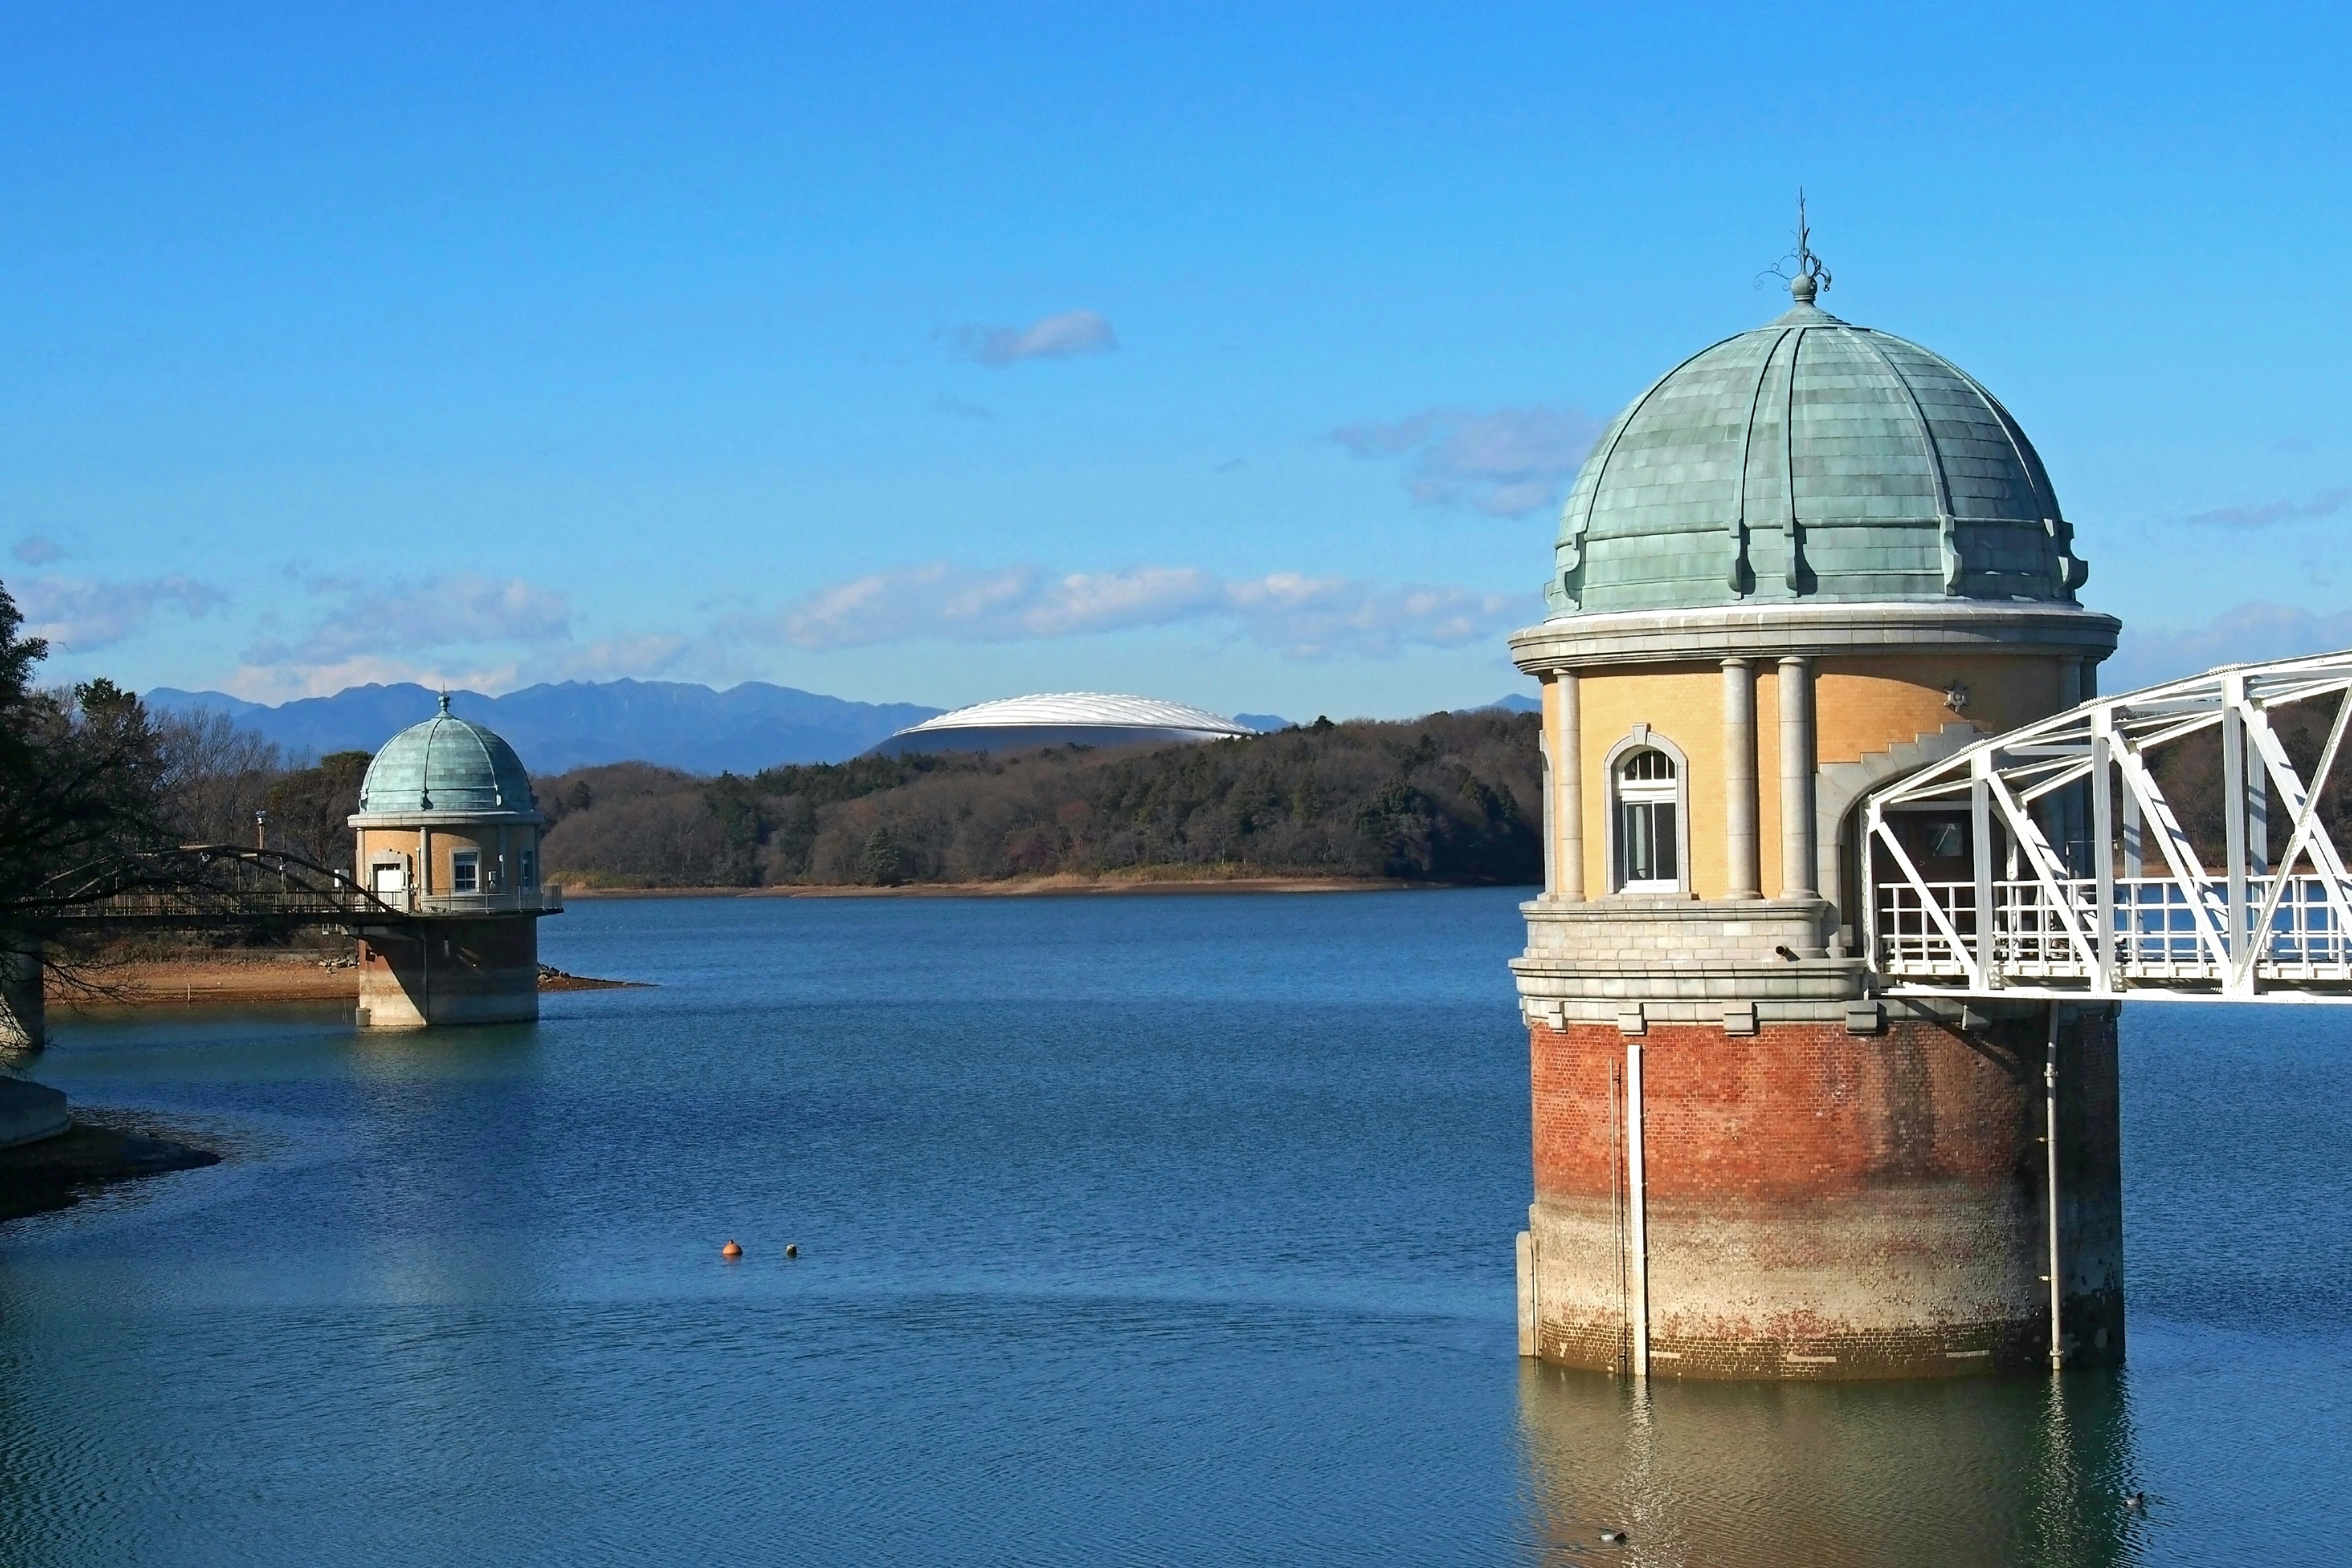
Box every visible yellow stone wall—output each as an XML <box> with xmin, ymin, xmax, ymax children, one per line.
<box><xmin>355</xmin><ymin>824</ymin><xmax>541</xmax><ymax>894</ymax></box>
<box><xmin>1542</xmin><ymin>654</ymin><xmax>2081</xmax><ymax>901</ymax></box>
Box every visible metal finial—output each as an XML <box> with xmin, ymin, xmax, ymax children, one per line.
<box><xmin>1761</xmin><ymin>189</ymin><xmax>1833</xmax><ymax>304</ymax></box>
<box><xmin>438</xmin><ymin>689</ymin><xmax>451</xmax><ymax>715</ymax></box>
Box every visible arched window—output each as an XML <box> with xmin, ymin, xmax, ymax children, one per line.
<box><xmin>1612</xmin><ymin>744</ymin><xmax>1684</xmax><ymax>894</ymax></box>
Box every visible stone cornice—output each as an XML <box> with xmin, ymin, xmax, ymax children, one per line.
<box><xmin>1509</xmin><ymin>601</ymin><xmax>2121</xmax><ymax>674</ymax></box>
<box><xmin>349</xmin><ymin>810</ymin><xmax>546</xmax><ymax>829</ymax></box>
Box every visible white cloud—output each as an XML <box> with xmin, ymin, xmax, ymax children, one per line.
<box><xmin>276</xmin><ymin>573</ymin><xmax>572</xmax><ymax>663</ymax></box>
<box><xmin>16</xmin><ymin>573</ymin><xmax>225</xmax><ymax>650</ymax></box>
<box><xmin>1335</xmin><ymin>405</ymin><xmax>1604</xmax><ymax>518</ymax></box>
<box><xmin>941</xmin><ymin>309</ymin><xmax>1117</xmax><ymax>367</ymax></box>
<box><xmin>2106</xmin><ymin>601</ymin><xmax>2352</xmax><ymax>692</ymax></box>
<box><xmin>12</xmin><ymin>536</ymin><xmax>64</xmax><ymax>565</ymax></box>
<box><xmin>748</xmin><ymin>561</ymin><xmax>1530</xmax><ymax>660</ymax></box>
<box><xmin>224</xmin><ymin>573</ymin><xmax>688</xmax><ymax>698</ymax></box>
<box><xmin>2178</xmin><ymin>486</ymin><xmax>2352</xmax><ymax>529</ymax></box>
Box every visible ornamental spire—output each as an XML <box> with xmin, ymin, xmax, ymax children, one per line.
<box><xmin>1765</xmin><ymin>189</ymin><xmax>1833</xmax><ymax>305</ymax></box>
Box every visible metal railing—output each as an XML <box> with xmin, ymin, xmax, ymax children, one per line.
<box><xmin>1875</xmin><ymin>875</ymin><xmax>2352</xmax><ymax>986</ymax></box>
<box><xmin>43</xmin><ymin>846</ymin><xmax>564</xmax><ymax>929</ymax></box>
<box><xmin>1861</xmin><ymin>647</ymin><xmax>2352</xmax><ymax>1000</ymax></box>
<box><xmin>380</xmin><ymin>886</ymin><xmax>565</xmax><ymax>916</ymax></box>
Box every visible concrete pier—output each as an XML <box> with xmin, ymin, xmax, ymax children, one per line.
<box><xmin>0</xmin><ymin>1077</ymin><xmax>69</xmax><ymax>1148</ymax></box>
<box><xmin>0</xmin><ymin>943</ymin><xmax>44</xmax><ymax>1055</ymax></box>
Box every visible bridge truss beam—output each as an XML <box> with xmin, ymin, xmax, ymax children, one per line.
<box><xmin>1863</xmin><ymin>649</ymin><xmax>2352</xmax><ymax>1002</ymax></box>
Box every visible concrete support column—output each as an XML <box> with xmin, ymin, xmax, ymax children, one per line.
<box><xmin>1777</xmin><ymin>655</ymin><xmax>1817</xmax><ymax>898</ymax></box>
<box><xmin>1555</xmin><ymin>671</ymin><xmax>1585</xmax><ymax>902</ymax></box>
<box><xmin>1721</xmin><ymin>658</ymin><xmax>1760</xmax><ymax>899</ymax></box>
<box><xmin>0</xmin><ymin>941</ymin><xmax>44</xmax><ymax>1055</ymax></box>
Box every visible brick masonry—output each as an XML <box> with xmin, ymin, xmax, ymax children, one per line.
<box><xmin>1522</xmin><ymin>1007</ymin><xmax>2123</xmax><ymax>1379</ymax></box>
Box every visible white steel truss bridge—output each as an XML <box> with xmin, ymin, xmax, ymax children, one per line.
<box><xmin>1861</xmin><ymin>648</ymin><xmax>2352</xmax><ymax>1003</ymax></box>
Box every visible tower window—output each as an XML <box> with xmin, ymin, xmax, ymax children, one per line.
<box><xmin>520</xmin><ymin>849</ymin><xmax>537</xmax><ymax>890</ymax></box>
<box><xmin>451</xmin><ymin>850</ymin><xmax>481</xmax><ymax>895</ymax></box>
<box><xmin>1613</xmin><ymin>746</ymin><xmax>1683</xmax><ymax>894</ymax></box>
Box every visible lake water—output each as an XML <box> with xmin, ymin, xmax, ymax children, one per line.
<box><xmin>4</xmin><ymin>890</ymin><xmax>2350</xmax><ymax>1566</ymax></box>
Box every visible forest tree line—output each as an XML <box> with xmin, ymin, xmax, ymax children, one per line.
<box><xmin>534</xmin><ymin>710</ymin><xmax>1545</xmax><ymax>888</ymax></box>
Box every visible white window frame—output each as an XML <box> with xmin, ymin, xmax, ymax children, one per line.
<box><xmin>450</xmin><ymin>850</ymin><xmax>481</xmax><ymax>895</ymax></box>
<box><xmin>1603</xmin><ymin>726</ymin><xmax>1691</xmax><ymax>896</ymax></box>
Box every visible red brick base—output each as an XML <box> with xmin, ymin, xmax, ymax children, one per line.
<box><xmin>1523</xmin><ymin>1006</ymin><xmax>2122</xmax><ymax>1378</ymax></box>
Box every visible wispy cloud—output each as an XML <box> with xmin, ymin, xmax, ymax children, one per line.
<box><xmin>738</xmin><ymin>561</ymin><xmax>1530</xmax><ymax>660</ymax></box>
<box><xmin>2106</xmin><ymin>601</ymin><xmax>2352</xmax><ymax>692</ymax></box>
<box><xmin>17</xmin><ymin>573</ymin><xmax>225</xmax><ymax>650</ymax></box>
<box><xmin>940</xmin><ymin>309</ymin><xmax>1117</xmax><ymax>367</ymax></box>
<box><xmin>1335</xmin><ymin>405</ymin><xmax>1604</xmax><ymax>518</ymax></box>
<box><xmin>12</xmin><ymin>536</ymin><xmax>64</xmax><ymax>565</ymax></box>
<box><xmin>2179</xmin><ymin>486</ymin><xmax>2351</xmax><ymax>529</ymax></box>
<box><xmin>222</xmin><ymin>573</ymin><xmax>689</xmax><ymax>700</ymax></box>
<box><xmin>259</xmin><ymin>573</ymin><xmax>573</xmax><ymax>665</ymax></box>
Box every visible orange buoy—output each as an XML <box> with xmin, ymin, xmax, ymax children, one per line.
<box><xmin>721</xmin><ymin>1240</ymin><xmax>742</xmax><ymax>1259</ymax></box>
<box><xmin>785</xmin><ymin>1243</ymin><xmax>799</xmax><ymax>1259</ymax></box>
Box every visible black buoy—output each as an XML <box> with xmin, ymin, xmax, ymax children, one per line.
<box><xmin>785</xmin><ymin>1243</ymin><xmax>799</xmax><ymax>1259</ymax></box>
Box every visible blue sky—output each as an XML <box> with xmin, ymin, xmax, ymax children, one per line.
<box><xmin>3</xmin><ymin>2</ymin><xmax>2349</xmax><ymax>718</ymax></box>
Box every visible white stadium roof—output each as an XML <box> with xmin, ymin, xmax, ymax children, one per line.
<box><xmin>894</xmin><ymin>692</ymin><xmax>1257</xmax><ymax>739</ymax></box>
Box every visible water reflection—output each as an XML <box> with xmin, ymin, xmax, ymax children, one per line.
<box><xmin>1519</xmin><ymin>1363</ymin><xmax>2150</xmax><ymax>1566</ymax></box>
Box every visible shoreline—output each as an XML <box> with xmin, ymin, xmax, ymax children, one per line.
<box><xmin>50</xmin><ymin>958</ymin><xmax>647</xmax><ymax>1012</ymax></box>
<box><xmin>559</xmin><ymin>875</ymin><xmax>1494</xmax><ymax>899</ymax></box>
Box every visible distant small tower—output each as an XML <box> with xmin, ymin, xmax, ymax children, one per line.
<box><xmin>347</xmin><ymin>695</ymin><xmax>557</xmax><ymax>1027</ymax></box>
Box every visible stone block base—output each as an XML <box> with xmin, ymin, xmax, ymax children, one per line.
<box><xmin>356</xmin><ymin>916</ymin><xmax>540</xmax><ymax>1028</ymax></box>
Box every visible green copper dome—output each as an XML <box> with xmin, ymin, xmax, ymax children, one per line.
<box><xmin>355</xmin><ymin>694</ymin><xmax>540</xmax><ymax>817</ymax></box>
<box><xmin>1548</xmin><ymin>282</ymin><xmax>2089</xmax><ymax>616</ymax></box>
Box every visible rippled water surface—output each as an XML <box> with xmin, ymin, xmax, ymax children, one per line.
<box><xmin>5</xmin><ymin>891</ymin><xmax>2350</xmax><ymax>1565</ymax></box>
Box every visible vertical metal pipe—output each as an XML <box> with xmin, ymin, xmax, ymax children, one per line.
<box><xmin>1723</xmin><ymin>658</ymin><xmax>1760</xmax><ymax>899</ymax></box>
<box><xmin>1778</xmin><ymin>655</ymin><xmax>1817</xmax><ymax>897</ymax></box>
<box><xmin>1610</xmin><ymin>1059</ymin><xmax>1626</xmax><ymax>1377</ymax></box>
<box><xmin>2223</xmin><ymin>676</ymin><xmax>2249</xmax><ymax>980</ymax></box>
<box><xmin>1556</xmin><ymin>672</ymin><xmax>1585</xmax><ymax>902</ymax></box>
<box><xmin>2046</xmin><ymin>1007</ymin><xmax>2065</xmax><ymax>1372</ymax></box>
<box><xmin>1625</xmin><ymin>1038</ymin><xmax>1649</xmax><ymax>1379</ymax></box>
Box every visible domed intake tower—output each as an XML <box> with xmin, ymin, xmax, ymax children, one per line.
<box><xmin>348</xmin><ymin>695</ymin><xmax>557</xmax><ymax>1027</ymax></box>
<box><xmin>1510</xmin><ymin>262</ymin><xmax>2124</xmax><ymax>1379</ymax></box>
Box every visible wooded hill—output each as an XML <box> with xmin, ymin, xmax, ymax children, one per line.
<box><xmin>536</xmin><ymin>710</ymin><xmax>1544</xmax><ymax>888</ymax></box>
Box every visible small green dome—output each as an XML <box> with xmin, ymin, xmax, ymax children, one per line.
<box><xmin>1548</xmin><ymin>288</ymin><xmax>2090</xmax><ymax>616</ymax></box>
<box><xmin>356</xmin><ymin>694</ymin><xmax>538</xmax><ymax>816</ymax></box>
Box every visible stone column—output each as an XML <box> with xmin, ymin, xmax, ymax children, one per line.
<box><xmin>1778</xmin><ymin>655</ymin><xmax>1817</xmax><ymax>898</ymax></box>
<box><xmin>1555</xmin><ymin>671</ymin><xmax>1585</xmax><ymax>901</ymax></box>
<box><xmin>1722</xmin><ymin>658</ymin><xmax>1760</xmax><ymax>899</ymax></box>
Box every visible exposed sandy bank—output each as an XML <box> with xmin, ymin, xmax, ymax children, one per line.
<box><xmin>562</xmin><ymin>874</ymin><xmax>1436</xmax><ymax>899</ymax></box>
<box><xmin>48</xmin><ymin>957</ymin><xmax>646</xmax><ymax>1011</ymax></box>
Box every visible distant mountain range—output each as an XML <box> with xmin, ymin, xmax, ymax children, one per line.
<box><xmin>145</xmin><ymin>680</ymin><xmax>943</xmax><ymax>776</ymax></box>
<box><xmin>141</xmin><ymin>681</ymin><xmax>1541</xmax><ymax>775</ymax></box>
